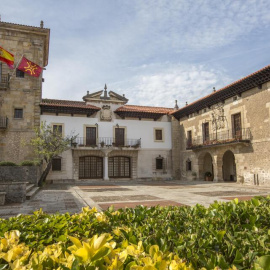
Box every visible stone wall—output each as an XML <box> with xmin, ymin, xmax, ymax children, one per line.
<box><xmin>0</xmin><ymin>21</ymin><xmax>50</xmax><ymax>163</ymax></box>
<box><xmin>0</xmin><ymin>166</ymin><xmax>41</xmax><ymax>184</ymax></box>
<box><xmin>0</xmin><ymin>182</ymin><xmax>27</xmax><ymax>203</ymax></box>
<box><xmin>173</xmin><ymin>81</ymin><xmax>270</xmax><ymax>185</ymax></box>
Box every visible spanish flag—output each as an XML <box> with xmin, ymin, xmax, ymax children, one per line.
<box><xmin>0</xmin><ymin>46</ymin><xmax>14</xmax><ymax>68</ymax></box>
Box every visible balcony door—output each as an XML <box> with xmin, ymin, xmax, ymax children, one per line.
<box><xmin>232</xmin><ymin>113</ymin><xmax>241</xmax><ymax>139</ymax></box>
<box><xmin>203</xmin><ymin>122</ymin><xmax>209</xmax><ymax>143</ymax></box>
<box><xmin>115</xmin><ymin>128</ymin><xmax>125</xmax><ymax>146</ymax></box>
<box><xmin>86</xmin><ymin>127</ymin><xmax>96</xmax><ymax>146</ymax></box>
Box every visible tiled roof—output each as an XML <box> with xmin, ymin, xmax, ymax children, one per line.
<box><xmin>171</xmin><ymin>64</ymin><xmax>270</xmax><ymax>119</ymax></box>
<box><xmin>41</xmin><ymin>99</ymin><xmax>100</xmax><ymax>110</ymax></box>
<box><xmin>115</xmin><ymin>105</ymin><xmax>174</xmax><ymax>114</ymax></box>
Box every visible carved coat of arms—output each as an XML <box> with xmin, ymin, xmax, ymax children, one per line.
<box><xmin>100</xmin><ymin>105</ymin><xmax>112</xmax><ymax>121</ymax></box>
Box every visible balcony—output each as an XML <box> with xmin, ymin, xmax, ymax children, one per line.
<box><xmin>0</xmin><ymin>117</ymin><xmax>8</xmax><ymax>129</ymax></box>
<box><xmin>72</xmin><ymin>137</ymin><xmax>141</xmax><ymax>149</ymax></box>
<box><xmin>0</xmin><ymin>74</ymin><xmax>10</xmax><ymax>90</ymax></box>
<box><xmin>186</xmin><ymin>128</ymin><xmax>251</xmax><ymax>150</ymax></box>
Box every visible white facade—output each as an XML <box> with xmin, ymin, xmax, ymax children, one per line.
<box><xmin>41</xmin><ymin>88</ymin><xmax>174</xmax><ymax>182</ymax></box>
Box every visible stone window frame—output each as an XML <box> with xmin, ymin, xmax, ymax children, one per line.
<box><xmin>51</xmin><ymin>123</ymin><xmax>65</xmax><ymax>137</ymax></box>
<box><xmin>14</xmin><ymin>108</ymin><xmax>23</xmax><ymax>119</ymax></box>
<box><xmin>154</xmin><ymin>128</ymin><xmax>164</xmax><ymax>142</ymax></box>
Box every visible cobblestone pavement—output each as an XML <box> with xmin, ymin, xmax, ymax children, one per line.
<box><xmin>1</xmin><ymin>181</ymin><xmax>270</xmax><ymax>218</ymax></box>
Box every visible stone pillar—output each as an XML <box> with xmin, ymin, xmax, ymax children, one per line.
<box><xmin>212</xmin><ymin>154</ymin><xmax>223</xmax><ymax>182</ymax></box>
<box><xmin>171</xmin><ymin>116</ymin><xmax>181</xmax><ymax>180</ymax></box>
<box><xmin>101</xmin><ymin>149</ymin><xmax>112</xmax><ymax>181</ymax></box>
<box><xmin>103</xmin><ymin>155</ymin><xmax>109</xmax><ymax>181</ymax></box>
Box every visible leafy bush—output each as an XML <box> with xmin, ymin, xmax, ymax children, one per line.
<box><xmin>20</xmin><ymin>160</ymin><xmax>40</xmax><ymax>166</ymax></box>
<box><xmin>0</xmin><ymin>197</ymin><xmax>270</xmax><ymax>269</ymax></box>
<box><xmin>0</xmin><ymin>161</ymin><xmax>17</xmax><ymax>166</ymax></box>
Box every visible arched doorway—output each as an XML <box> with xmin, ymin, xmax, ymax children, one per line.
<box><xmin>109</xmin><ymin>156</ymin><xmax>131</xmax><ymax>178</ymax></box>
<box><xmin>198</xmin><ymin>152</ymin><xmax>214</xmax><ymax>180</ymax></box>
<box><xmin>79</xmin><ymin>156</ymin><xmax>103</xmax><ymax>179</ymax></box>
<box><xmin>222</xmin><ymin>150</ymin><xmax>236</xmax><ymax>181</ymax></box>
<box><xmin>203</xmin><ymin>153</ymin><xmax>213</xmax><ymax>180</ymax></box>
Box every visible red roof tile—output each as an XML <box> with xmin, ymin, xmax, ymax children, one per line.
<box><xmin>41</xmin><ymin>99</ymin><xmax>100</xmax><ymax>110</ymax></box>
<box><xmin>115</xmin><ymin>105</ymin><xmax>174</xmax><ymax>114</ymax></box>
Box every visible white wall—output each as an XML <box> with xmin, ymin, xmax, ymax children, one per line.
<box><xmin>40</xmin><ymin>114</ymin><xmax>172</xmax><ymax>149</ymax></box>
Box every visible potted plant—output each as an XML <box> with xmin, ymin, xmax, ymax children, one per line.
<box><xmin>100</xmin><ymin>141</ymin><xmax>105</xmax><ymax>148</ymax></box>
<box><xmin>205</xmin><ymin>171</ymin><xmax>212</xmax><ymax>181</ymax></box>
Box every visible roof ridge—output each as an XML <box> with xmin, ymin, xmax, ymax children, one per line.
<box><xmin>123</xmin><ymin>104</ymin><xmax>174</xmax><ymax>110</ymax></box>
<box><xmin>173</xmin><ymin>64</ymin><xmax>270</xmax><ymax>113</ymax></box>
<box><xmin>42</xmin><ymin>98</ymin><xmax>85</xmax><ymax>103</ymax></box>
<box><xmin>0</xmin><ymin>21</ymin><xmax>50</xmax><ymax>30</ymax></box>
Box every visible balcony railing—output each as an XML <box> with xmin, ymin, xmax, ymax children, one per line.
<box><xmin>72</xmin><ymin>137</ymin><xmax>141</xmax><ymax>149</ymax></box>
<box><xmin>0</xmin><ymin>116</ymin><xmax>8</xmax><ymax>129</ymax></box>
<box><xmin>0</xmin><ymin>74</ymin><xmax>10</xmax><ymax>90</ymax></box>
<box><xmin>186</xmin><ymin>128</ymin><xmax>251</xmax><ymax>149</ymax></box>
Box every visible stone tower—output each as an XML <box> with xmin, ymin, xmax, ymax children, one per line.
<box><xmin>0</xmin><ymin>21</ymin><xmax>50</xmax><ymax>163</ymax></box>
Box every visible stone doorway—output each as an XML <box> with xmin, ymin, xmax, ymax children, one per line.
<box><xmin>222</xmin><ymin>150</ymin><xmax>236</xmax><ymax>181</ymax></box>
<box><xmin>198</xmin><ymin>152</ymin><xmax>214</xmax><ymax>180</ymax></box>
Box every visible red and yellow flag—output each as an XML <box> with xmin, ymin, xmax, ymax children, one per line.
<box><xmin>17</xmin><ymin>57</ymin><xmax>42</xmax><ymax>77</ymax></box>
<box><xmin>0</xmin><ymin>46</ymin><xmax>14</xmax><ymax>68</ymax></box>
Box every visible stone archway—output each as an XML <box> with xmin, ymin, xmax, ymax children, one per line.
<box><xmin>222</xmin><ymin>150</ymin><xmax>236</xmax><ymax>181</ymax></box>
<box><xmin>198</xmin><ymin>152</ymin><xmax>214</xmax><ymax>180</ymax></box>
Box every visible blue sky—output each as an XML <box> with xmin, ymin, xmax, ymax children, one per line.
<box><xmin>2</xmin><ymin>0</ymin><xmax>270</xmax><ymax>108</ymax></box>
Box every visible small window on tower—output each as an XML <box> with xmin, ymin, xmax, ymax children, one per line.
<box><xmin>156</xmin><ymin>158</ymin><xmax>163</xmax><ymax>170</ymax></box>
<box><xmin>14</xmin><ymin>108</ymin><xmax>23</xmax><ymax>119</ymax></box>
<box><xmin>16</xmin><ymin>69</ymin><xmax>24</xmax><ymax>78</ymax></box>
<box><xmin>186</xmin><ymin>158</ymin><xmax>192</xmax><ymax>171</ymax></box>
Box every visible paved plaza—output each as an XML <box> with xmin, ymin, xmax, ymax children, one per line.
<box><xmin>1</xmin><ymin>180</ymin><xmax>270</xmax><ymax>218</ymax></box>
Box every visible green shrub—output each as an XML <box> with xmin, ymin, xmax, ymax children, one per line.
<box><xmin>0</xmin><ymin>161</ymin><xmax>17</xmax><ymax>166</ymax></box>
<box><xmin>20</xmin><ymin>160</ymin><xmax>39</xmax><ymax>166</ymax></box>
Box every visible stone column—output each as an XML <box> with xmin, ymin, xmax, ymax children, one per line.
<box><xmin>101</xmin><ymin>149</ymin><xmax>112</xmax><ymax>181</ymax></box>
<box><xmin>212</xmin><ymin>154</ymin><xmax>223</xmax><ymax>182</ymax></box>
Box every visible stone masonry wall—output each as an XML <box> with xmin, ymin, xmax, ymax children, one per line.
<box><xmin>0</xmin><ymin>22</ymin><xmax>49</xmax><ymax>163</ymax></box>
<box><xmin>174</xmin><ymin>81</ymin><xmax>270</xmax><ymax>185</ymax></box>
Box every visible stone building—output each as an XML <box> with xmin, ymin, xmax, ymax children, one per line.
<box><xmin>40</xmin><ymin>86</ymin><xmax>174</xmax><ymax>181</ymax></box>
<box><xmin>0</xmin><ymin>21</ymin><xmax>50</xmax><ymax>163</ymax></box>
<box><xmin>171</xmin><ymin>65</ymin><xmax>270</xmax><ymax>185</ymax></box>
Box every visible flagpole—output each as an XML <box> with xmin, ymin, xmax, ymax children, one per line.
<box><xmin>9</xmin><ymin>54</ymin><xmax>24</xmax><ymax>82</ymax></box>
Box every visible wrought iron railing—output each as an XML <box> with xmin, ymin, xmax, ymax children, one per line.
<box><xmin>0</xmin><ymin>74</ymin><xmax>10</xmax><ymax>90</ymax></box>
<box><xmin>0</xmin><ymin>116</ymin><xmax>8</xmax><ymax>129</ymax></box>
<box><xmin>187</xmin><ymin>128</ymin><xmax>251</xmax><ymax>149</ymax></box>
<box><xmin>72</xmin><ymin>137</ymin><xmax>141</xmax><ymax>148</ymax></box>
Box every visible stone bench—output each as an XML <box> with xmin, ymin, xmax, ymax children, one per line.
<box><xmin>0</xmin><ymin>182</ymin><xmax>27</xmax><ymax>203</ymax></box>
<box><xmin>0</xmin><ymin>192</ymin><xmax>6</xmax><ymax>205</ymax></box>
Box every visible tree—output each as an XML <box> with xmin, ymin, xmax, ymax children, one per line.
<box><xmin>30</xmin><ymin>122</ymin><xmax>77</xmax><ymax>186</ymax></box>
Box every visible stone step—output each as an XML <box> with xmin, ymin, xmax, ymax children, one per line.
<box><xmin>26</xmin><ymin>187</ymin><xmax>40</xmax><ymax>200</ymax></box>
<box><xmin>49</xmin><ymin>179</ymin><xmax>75</xmax><ymax>184</ymax></box>
<box><xmin>26</xmin><ymin>184</ymin><xmax>35</xmax><ymax>193</ymax></box>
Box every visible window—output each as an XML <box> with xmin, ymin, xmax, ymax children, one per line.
<box><xmin>16</xmin><ymin>69</ymin><xmax>24</xmax><ymax>78</ymax></box>
<box><xmin>154</xmin><ymin>128</ymin><xmax>163</xmax><ymax>141</ymax></box>
<box><xmin>53</xmin><ymin>124</ymin><xmax>63</xmax><ymax>136</ymax></box>
<box><xmin>14</xmin><ymin>108</ymin><xmax>23</xmax><ymax>119</ymax></box>
<box><xmin>156</xmin><ymin>158</ymin><xmax>163</xmax><ymax>170</ymax></box>
<box><xmin>186</xmin><ymin>159</ymin><xmax>192</xmax><ymax>171</ymax></box>
<box><xmin>187</xmin><ymin>130</ymin><xmax>192</xmax><ymax>147</ymax></box>
<box><xmin>202</xmin><ymin>122</ymin><xmax>209</xmax><ymax>142</ymax></box>
<box><xmin>52</xmin><ymin>158</ymin><xmax>61</xmax><ymax>171</ymax></box>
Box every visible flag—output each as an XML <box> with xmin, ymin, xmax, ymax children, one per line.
<box><xmin>17</xmin><ymin>57</ymin><xmax>42</xmax><ymax>77</ymax></box>
<box><xmin>0</xmin><ymin>46</ymin><xmax>14</xmax><ymax>68</ymax></box>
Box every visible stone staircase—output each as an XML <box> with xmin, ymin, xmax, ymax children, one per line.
<box><xmin>26</xmin><ymin>184</ymin><xmax>40</xmax><ymax>200</ymax></box>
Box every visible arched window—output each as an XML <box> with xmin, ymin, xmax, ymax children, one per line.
<box><xmin>186</xmin><ymin>158</ymin><xmax>192</xmax><ymax>171</ymax></box>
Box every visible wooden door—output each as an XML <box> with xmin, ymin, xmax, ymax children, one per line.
<box><xmin>115</xmin><ymin>128</ymin><xmax>125</xmax><ymax>146</ymax></box>
<box><xmin>79</xmin><ymin>156</ymin><xmax>103</xmax><ymax>179</ymax></box>
<box><xmin>203</xmin><ymin>122</ymin><xmax>209</xmax><ymax>143</ymax></box>
<box><xmin>108</xmin><ymin>156</ymin><xmax>130</xmax><ymax>178</ymax></box>
<box><xmin>232</xmin><ymin>113</ymin><xmax>241</xmax><ymax>139</ymax></box>
<box><xmin>86</xmin><ymin>127</ymin><xmax>96</xmax><ymax>146</ymax></box>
